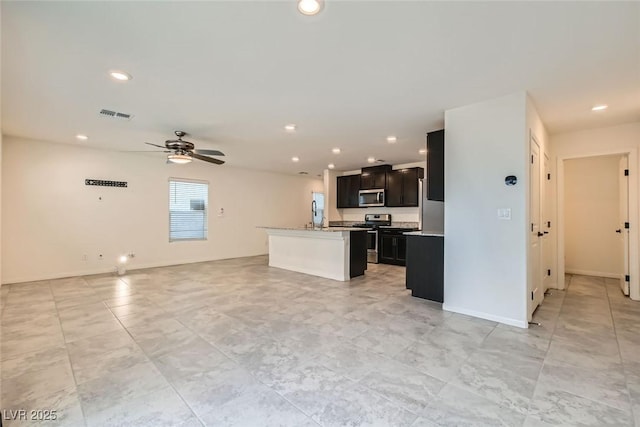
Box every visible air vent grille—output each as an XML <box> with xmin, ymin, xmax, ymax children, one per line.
<box><xmin>99</xmin><ymin>109</ymin><xmax>133</xmax><ymax>121</ymax></box>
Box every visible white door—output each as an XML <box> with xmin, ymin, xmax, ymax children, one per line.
<box><xmin>619</xmin><ymin>156</ymin><xmax>630</xmax><ymax>295</ymax></box>
<box><xmin>529</xmin><ymin>137</ymin><xmax>543</xmax><ymax>320</ymax></box>
<box><xmin>542</xmin><ymin>154</ymin><xmax>553</xmax><ymax>292</ymax></box>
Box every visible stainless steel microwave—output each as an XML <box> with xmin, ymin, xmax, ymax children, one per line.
<box><xmin>359</xmin><ymin>189</ymin><xmax>385</xmax><ymax>207</ymax></box>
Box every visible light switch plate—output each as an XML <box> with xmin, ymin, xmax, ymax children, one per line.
<box><xmin>497</xmin><ymin>208</ymin><xmax>511</xmax><ymax>220</ymax></box>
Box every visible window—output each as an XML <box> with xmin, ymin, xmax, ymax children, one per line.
<box><xmin>169</xmin><ymin>179</ymin><xmax>208</xmax><ymax>241</ymax></box>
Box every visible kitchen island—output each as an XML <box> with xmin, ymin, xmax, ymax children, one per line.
<box><xmin>259</xmin><ymin>227</ymin><xmax>369</xmax><ymax>281</ymax></box>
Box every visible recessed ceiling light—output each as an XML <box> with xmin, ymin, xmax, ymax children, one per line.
<box><xmin>591</xmin><ymin>105</ymin><xmax>608</xmax><ymax>111</ymax></box>
<box><xmin>419</xmin><ymin>148</ymin><xmax>427</xmax><ymax>155</ymax></box>
<box><xmin>367</xmin><ymin>157</ymin><xmax>376</xmax><ymax>164</ymax></box>
<box><xmin>109</xmin><ymin>70</ymin><xmax>132</xmax><ymax>81</ymax></box>
<box><xmin>76</xmin><ymin>134</ymin><xmax>89</xmax><ymax>141</ymax></box>
<box><xmin>332</xmin><ymin>148</ymin><xmax>341</xmax><ymax>154</ymax></box>
<box><xmin>328</xmin><ymin>163</ymin><xmax>335</xmax><ymax>169</ymax></box>
<box><xmin>298</xmin><ymin>0</ymin><xmax>323</xmax><ymax>16</ymax></box>
<box><xmin>292</xmin><ymin>156</ymin><xmax>300</xmax><ymax>162</ymax></box>
<box><xmin>284</xmin><ymin>124</ymin><xmax>297</xmax><ymax>132</ymax></box>
<box><xmin>386</xmin><ymin>136</ymin><xmax>397</xmax><ymax>143</ymax></box>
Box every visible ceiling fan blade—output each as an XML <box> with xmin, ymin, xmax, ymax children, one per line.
<box><xmin>193</xmin><ymin>149</ymin><xmax>225</xmax><ymax>156</ymax></box>
<box><xmin>128</xmin><ymin>150</ymin><xmax>171</xmax><ymax>153</ymax></box>
<box><xmin>191</xmin><ymin>153</ymin><xmax>225</xmax><ymax>165</ymax></box>
<box><xmin>145</xmin><ymin>142</ymin><xmax>167</xmax><ymax>149</ymax></box>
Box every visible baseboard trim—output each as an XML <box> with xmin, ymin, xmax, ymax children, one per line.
<box><xmin>2</xmin><ymin>253</ymin><xmax>269</xmax><ymax>285</ymax></box>
<box><xmin>565</xmin><ymin>269</ymin><xmax>621</xmax><ymax>279</ymax></box>
<box><xmin>268</xmin><ymin>262</ymin><xmax>347</xmax><ymax>282</ymax></box>
<box><xmin>442</xmin><ymin>303</ymin><xmax>528</xmax><ymax>329</ymax></box>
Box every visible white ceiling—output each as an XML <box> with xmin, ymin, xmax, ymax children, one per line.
<box><xmin>2</xmin><ymin>1</ymin><xmax>639</xmax><ymax>176</ymax></box>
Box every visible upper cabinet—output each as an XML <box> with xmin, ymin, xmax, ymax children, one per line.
<box><xmin>336</xmin><ymin>174</ymin><xmax>361</xmax><ymax>208</ymax></box>
<box><xmin>385</xmin><ymin>167</ymin><xmax>424</xmax><ymax>207</ymax></box>
<box><xmin>426</xmin><ymin>129</ymin><xmax>445</xmax><ymax>201</ymax></box>
<box><xmin>336</xmin><ymin>165</ymin><xmax>424</xmax><ymax>209</ymax></box>
<box><xmin>360</xmin><ymin>165</ymin><xmax>391</xmax><ymax>190</ymax></box>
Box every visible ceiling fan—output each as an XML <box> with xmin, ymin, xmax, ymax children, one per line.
<box><xmin>145</xmin><ymin>131</ymin><xmax>225</xmax><ymax>165</ymax></box>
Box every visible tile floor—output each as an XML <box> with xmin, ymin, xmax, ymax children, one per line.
<box><xmin>1</xmin><ymin>257</ymin><xmax>639</xmax><ymax>426</ymax></box>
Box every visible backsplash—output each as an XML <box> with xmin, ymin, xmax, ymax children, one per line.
<box><xmin>338</xmin><ymin>207</ymin><xmax>420</xmax><ymax>223</ymax></box>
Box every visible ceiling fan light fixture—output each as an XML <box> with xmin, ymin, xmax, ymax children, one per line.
<box><xmin>109</xmin><ymin>70</ymin><xmax>132</xmax><ymax>81</ymax></box>
<box><xmin>298</xmin><ymin>0</ymin><xmax>322</xmax><ymax>16</ymax></box>
<box><xmin>167</xmin><ymin>153</ymin><xmax>192</xmax><ymax>164</ymax></box>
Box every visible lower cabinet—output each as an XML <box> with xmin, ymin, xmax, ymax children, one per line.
<box><xmin>405</xmin><ymin>235</ymin><xmax>444</xmax><ymax>303</ymax></box>
<box><xmin>378</xmin><ymin>229</ymin><xmax>408</xmax><ymax>266</ymax></box>
<box><xmin>349</xmin><ymin>230</ymin><xmax>368</xmax><ymax>278</ymax></box>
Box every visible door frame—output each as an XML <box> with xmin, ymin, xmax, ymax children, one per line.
<box><xmin>556</xmin><ymin>148</ymin><xmax>639</xmax><ymax>300</ymax></box>
<box><xmin>542</xmin><ymin>153</ymin><xmax>554</xmax><ymax>293</ymax></box>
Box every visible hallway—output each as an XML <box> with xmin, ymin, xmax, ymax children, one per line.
<box><xmin>526</xmin><ymin>274</ymin><xmax>640</xmax><ymax>425</ymax></box>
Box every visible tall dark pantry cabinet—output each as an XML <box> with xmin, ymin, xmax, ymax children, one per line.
<box><xmin>405</xmin><ymin>129</ymin><xmax>445</xmax><ymax>303</ymax></box>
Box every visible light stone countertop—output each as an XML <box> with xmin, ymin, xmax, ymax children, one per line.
<box><xmin>258</xmin><ymin>226</ymin><xmax>372</xmax><ymax>232</ymax></box>
<box><xmin>403</xmin><ymin>231</ymin><xmax>445</xmax><ymax>237</ymax></box>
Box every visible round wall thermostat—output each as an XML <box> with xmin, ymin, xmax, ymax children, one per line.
<box><xmin>505</xmin><ymin>175</ymin><xmax>517</xmax><ymax>186</ymax></box>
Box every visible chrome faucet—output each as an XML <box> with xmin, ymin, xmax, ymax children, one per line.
<box><xmin>311</xmin><ymin>200</ymin><xmax>317</xmax><ymax>229</ymax></box>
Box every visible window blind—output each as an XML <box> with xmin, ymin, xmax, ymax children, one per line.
<box><xmin>169</xmin><ymin>179</ymin><xmax>208</xmax><ymax>241</ymax></box>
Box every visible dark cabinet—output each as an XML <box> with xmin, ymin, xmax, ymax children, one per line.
<box><xmin>426</xmin><ymin>130</ymin><xmax>444</xmax><ymax>202</ymax></box>
<box><xmin>379</xmin><ymin>229</ymin><xmax>409</xmax><ymax>266</ymax></box>
<box><xmin>337</xmin><ymin>174</ymin><xmax>361</xmax><ymax>208</ymax></box>
<box><xmin>349</xmin><ymin>230</ymin><xmax>368</xmax><ymax>278</ymax></box>
<box><xmin>360</xmin><ymin>165</ymin><xmax>391</xmax><ymax>190</ymax></box>
<box><xmin>405</xmin><ymin>235</ymin><xmax>444</xmax><ymax>303</ymax></box>
<box><xmin>385</xmin><ymin>167</ymin><xmax>424</xmax><ymax>207</ymax></box>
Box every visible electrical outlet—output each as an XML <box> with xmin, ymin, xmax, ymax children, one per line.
<box><xmin>82</xmin><ymin>254</ymin><xmax>88</xmax><ymax>262</ymax></box>
<box><xmin>128</xmin><ymin>251</ymin><xmax>135</xmax><ymax>258</ymax></box>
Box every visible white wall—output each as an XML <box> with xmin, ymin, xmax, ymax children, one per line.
<box><xmin>564</xmin><ymin>155</ymin><xmax>622</xmax><ymax>277</ymax></box>
<box><xmin>335</xmin><ymin>161</ymin><xmax>427</xmax><ymax>223</ymax></box>
<box><xmin>1</xmin><ymin>2</ymin><xmax>3</xmax><ymax>289</ymax></box>
<box><xmin>0</xmin><ymin>131</ymin><xmax>2</xmax><ymax>289</ymax></box>
<box><xmin>1</xmin><ymin>136</ymin><xmax>323</xmax><ymax>283</ymax></box>
<box><xmin>444</xmin><ymin>92</ymin><xmax>529</xmax><ymax>328</ymax></box>
<box><xmin>552</xmin><ymin>121</ymin><xmax>640</xmax><ymax>299</ymax></box>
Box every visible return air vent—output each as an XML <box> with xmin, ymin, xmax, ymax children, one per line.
<box><xmin>99</xmin><ymin>109</ymin><xmax>133</xmax><ymax>121</ymax></box>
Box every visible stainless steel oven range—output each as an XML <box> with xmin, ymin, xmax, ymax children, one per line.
<box><xmin>352</xmin><ymin>214</ymin><xmax>392</xmax><ymax>263</ymax></box>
